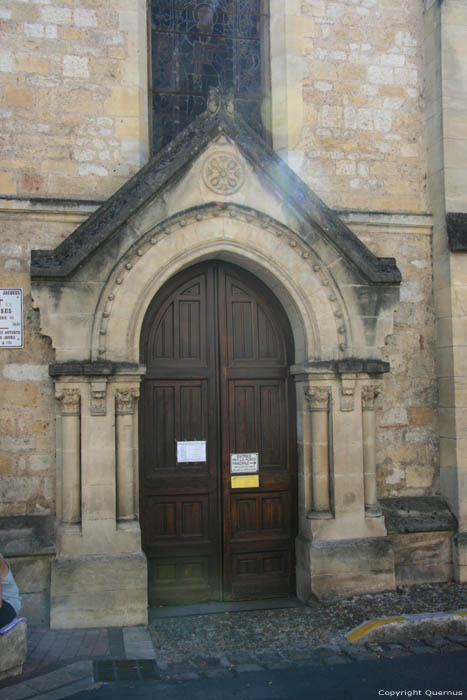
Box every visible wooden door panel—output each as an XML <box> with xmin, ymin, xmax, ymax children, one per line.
<box><xmin>142</xmin><ymin>495</ymin><xmax>209</xmax><ymax>546</ymax></box>
<box><xmin>141</xmin><ymin>261</ymin><xmax>296</xmax><ymax>604</ymax></box>
<box><xmin>148</xmin><ymin>555</ymin><xmax>213</xmax><ymax>604</ymax></box>
<box><xmin>230</xmin><ymin>492</ymin><xmax>289</xmax><ymax>539</ymax></box>
<box><xmin>231</xmin><ymin>550</ymin><xmax>291</xmax><ymax>599</ymax></box>
<box><xmin>147</xmin><ymin>273</ymin><xmax>209</xmax><ymax>368</ymax></box>
<box><xmin>219</xmin><ymin>265</ymin><xmax>296</xmax><ymax>600</ymax></box>
<box><xmin>225</xmin><ymin>274</ymin><xmax>284</xmax><ymax>367</ymax></box>
<box><xmin>141</xmin><ymin>265</ymin><xmax>220</xmax><ymax>604</ymax></box>
<box><xmin>143</xmin><ymin>379</ymin><xmax>209</xmax><ymax>475</ymax></box>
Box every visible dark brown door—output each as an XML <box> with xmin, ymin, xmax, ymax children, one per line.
<box><xmin>140</xmin><ymin>261</ymin><xmax>296</xmax><ymax>604</ymax></box>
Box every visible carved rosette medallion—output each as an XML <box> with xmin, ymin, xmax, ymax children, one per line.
<box><xmin>305</xmin><ymin>387</ymin><xmax>330</xmax><ymax>412</ymax></box>
<box><xmin>362</xmin><ymin>384</ymin><xmax>381</xmax><ymax>411</ymax></box>
<box><xmin>55</xmin><ymin>388</ymin><xmax>80</xmax><ymax>415</ymax></box>
<box><xmin>115</xmin><ymin>388</ymin><xmax>140</xmax><ymax>415</ymax></box>
<box><xmin>202</xmin><ymin>152</ymin><xmax>244</xmax><ymax>195</ymax></box>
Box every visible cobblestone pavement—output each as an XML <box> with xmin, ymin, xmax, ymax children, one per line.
<box><xmin>0</xmin><ymin>583</ymin><xmax>466</xmax><ymax>698</ymax></box>
<box><xmin>148</xmin><ymin>582</ymin><xmax>467</xmax><ymax>676</ymax></box>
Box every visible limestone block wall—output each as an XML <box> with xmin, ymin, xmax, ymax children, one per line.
<box><xmin>424</xmin><ymin>0</ymin><xmax>467</xmax><ymax>536</ymax></box>
<box><xmin>341</xmin><ymin>212</ymin><xmax>437</xmax><ymax>498</ymax></box>
<box><xmin>0</xmin><ymin>2</ymin><xmax>439</xmax><ymax>520</ymax></box>
<box><xmin>0</xmin><ymin>0</ymin><xmax>148</xmax><ymax>200</ymax></box>
<box><xmin>0</xmin><ymin>201</ymin><xmax>95</xmax><ymax>517</ymax></box>
<box><xmin>272</xmin><ymin>0</ymin><xmax>427</xmax><ymax>212</ymax></box>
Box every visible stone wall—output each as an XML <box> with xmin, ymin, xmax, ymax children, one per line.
<box><xmin>0</xmin><ymin>201</ymin><xmax>95</xmax><ymax>517</ymax></box>
<box><xmin>0</xmin><ymin>0</ymin><xmax>148</xmax><ymax>201</ymax></box>
<box><xmin>271</xmin><ymin>0</ymin><xmax>427</xmax><ymax>212</ymax></box>
<box><xmin>0</xmin><ymin>2</ymin><xmax>437</xmax><ymax>517</ymax></box>
<box><xmin>341</xmin><ymin>212</ymin><xmax>437</xmax><ymax>498</ymax></box>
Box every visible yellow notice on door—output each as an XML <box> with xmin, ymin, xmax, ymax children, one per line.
<box><xmin>231</xmin><ymin>475</ymin><xmax>259</xmax><ymax>489</ymax></box>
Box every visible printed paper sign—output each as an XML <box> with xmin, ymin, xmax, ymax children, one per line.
<box><xmin>0</xmin><ymin>289</ymin><xmax>23</xmax><ymax>348</ymax></box>
<box><xmin>230</xmin><ymin>453</ymin><xmax>259</xmax><ymax>474</ymax></box>
<box><xmin>231</xmin><ymin>475</ymin><xmax>260</xmax><ymax>489</ymax></box>
<box><xmin>177</xmin><ymin>440</ymin><xmax>207</xmax><ymax>463</ymax></box>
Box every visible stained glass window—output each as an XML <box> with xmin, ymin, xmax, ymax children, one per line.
<box><xmin>150</xmin><ymin>0</ymin><xmax>270</xmax><ymax>153</ymax></box>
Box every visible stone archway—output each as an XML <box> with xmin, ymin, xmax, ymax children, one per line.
<box><xmin>31</xmin><ymin>98</ymin><xmax>400</xmax><ymax>626</ymax></box>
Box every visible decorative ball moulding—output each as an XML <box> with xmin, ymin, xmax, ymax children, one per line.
<box><xmin>97</xmin><ymin>204</ymin><xmax>348</xmax><ymax>357</ymax></box>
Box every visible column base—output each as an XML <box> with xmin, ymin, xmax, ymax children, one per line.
<box><xmin>50</xmin><ymin>552</ymin><xmax>148</xmax><ymax>629</ymax></box>
<box><xmin>454</xmin><ymin>532</ymin><xmax>467</xmax><ymax>583</ymax></box>
<box><xmin>365</xmin><ymin>504</ymin><xmax>383</xmax><ymax>517</ymax></box>
<box><xmin>296</xmin><ymin>535</ymin><xmax>395</xmax><ymax>602</ymax></box>
<box><xmin>307</xmin><ymin>510</ymin><xmax>333</xmax><ymax>520</ymax></box>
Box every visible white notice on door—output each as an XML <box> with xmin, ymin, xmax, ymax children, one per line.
<box><xmin>230</xmin><ymin>453</ymin><xmax>259</xmax><ymax>474</ymax></box>
<box><xmin>177</xmin><ymin>440</ymin><xmax>207</xmax><ymax>463</ymax></box>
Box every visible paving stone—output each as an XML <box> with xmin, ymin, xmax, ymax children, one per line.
<box><xmin>446</xmin><ymin>634</ymin><xmax>467</xmax><ymax>647</ymax></box>
<box><xmin>0</xmin><ymin>684</ymin><xmax>35</xmax><ymax>700</ymax></box>
<box><xmin>344</xmin><ymin>645</ymin><xmax>381</xmax><ymax>662</ymax></box>
<box><xmin>376</xmin><ymin>643</ymin><xmax>410</xmax><ymax>659</ymax></box>
<box><xmin>167</xmin><ymin>672</ymin><xmax>199</xmax><ymax>681</ymax></box>
<box><xmin>321</xmin><ymin>654</ymin><xmax>352</xmax><ymax>665</ymax></box>
<box><xmin>262</xmin><ymin>660</ymin><xmax>297</xmax><ymax>670</ymax></box>
<box><xmin>423</xmin><ymin>636</ymin><xmax>465</xmax><ymax>651</ymax></box>
<box><xmin>400</xmin><ymin>639</ymin><xmax>438</xmax><ymax>655</ymax></box>
<box><xmin>31</xmin><ymin>677</ymin><xmax>95</xmax><ymax>700</ymax></box>
<box><xmin>201</xmin><ymin>668</ymin><xmax>234</xmax><ymax>679</ymax></box>
<box><xmin>234</xmin><ymin>663</ymin><xmax>263</xmax><ymax>673</ymax></box>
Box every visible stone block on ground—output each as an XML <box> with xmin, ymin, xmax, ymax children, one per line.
<box><xmin>0</xmin><ymin>619</ymin><xmax>27</xmax><ymax>680</ymax></box>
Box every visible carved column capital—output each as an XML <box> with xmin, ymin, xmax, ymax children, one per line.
<box><xmin>361</xmin><ymin>384</ymin><xmax>381</xmax><ymax>411</ymax></box>
<box><xmin>305</xmin><ymin>386</ymin><xmax>330</xmax><ymax>412</ymax></box>
<box><xmin>55</xmin><ymin>387</ymin><xmax>80</xmax><ymax>415</ymax></box>
<box><xmin>115</xmin><ymin>387</ymin><xmax>140</xmax><ymax>415</ymax></box>
<box><xmin>340</xmin><ymin>376</ymin><xmax>355</xmax><ymax>412</ymax></box>
<box><xmin>91</xmin><ymin>380</ymin><xmax>107</xmax><ymax>416</ymax></box>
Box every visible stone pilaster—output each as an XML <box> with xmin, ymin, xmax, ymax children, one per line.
<box><xmin>305</xmin><ymin>386</ymin><xmax>332</xmax><ymax>517</ymax></box>
<box><xmin>115</xmin><ymin>387</ymin><xmax>140</xmax><ymax>522</ymax></box>
<box><xmin>362</xmin><ymin>384</ymin><xmax>382</xmax><ymax>517</ymax></box>
<box><xmin>55</xmin><ymin>386</ymin><xmax>81</xmax><ymax>526</ymax></box>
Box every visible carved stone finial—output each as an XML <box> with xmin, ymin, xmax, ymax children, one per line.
<box><xmin>207</xmin><ymin>87</ymin><xmax>235</xmax><ymax>115</ymax></box>
<box><xmin>207</xmin><ymin>87</ymin><xmax>221</xmax><ymax>114</ymax></box>
<box><xmin>362</xmin><ymin>384</ymin><xmax>381</xmax><ymax>410</ymax></box>
<box><xmin>224</xmin><ymin>87</ymin><xmax>235</xmax><ymax>114</ymax></box>
<box><xmin>56</xmin><ymin>387</ymin><xmax>80</xmax><ymax>415</ymax></box>
<box><xmin>305</xmin><ymin>387</ymin><xmax>330</xmax><ymax>411</ymax></box>
<box><xmin>116</xmin><ymin>388</ymin><xmax>140</xmax><ymax>415</ymax></box>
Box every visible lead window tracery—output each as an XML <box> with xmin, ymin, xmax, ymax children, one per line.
<box><xmin>150</xmin><ymin>0</ymin><xmax>270</xmax><ymax>153</ymax></box>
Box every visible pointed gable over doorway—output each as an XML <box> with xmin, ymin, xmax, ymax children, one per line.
<box><xmin>31</xmin><ymin>90</ymin><xmax>400</xmax><ymax>286</ymax></box>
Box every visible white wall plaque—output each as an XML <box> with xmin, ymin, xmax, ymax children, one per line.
<box><xmin>0</xmin><ymin>289</ymin><xmax>23</xmax><ymax>348</ymax></box>
<box><xmin>230</xmin><ymin>453</ymin><xmax>259</xmax><ymax>474</ymax></box>
<box><xmin>177</xmin><ymin>440</ymin><xmax>206</xmax><ymax>463</ymax></box>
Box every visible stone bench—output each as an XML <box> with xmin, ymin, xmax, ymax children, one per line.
<box><xmin>0</xmin><ymin>618</ymin><xmax>27</xmax><ymax>680</ymax></box>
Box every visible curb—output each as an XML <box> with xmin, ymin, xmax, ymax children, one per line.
<box><xmin>347</xmin><ymin>610</ymin><xmax>467</xmax><ymax>644</ymax></box>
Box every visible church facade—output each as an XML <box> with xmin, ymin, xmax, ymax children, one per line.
<box><xmin>1</xmin><ymin>0</ymin><xmax>467</xmax><ymax>628</ymax></box>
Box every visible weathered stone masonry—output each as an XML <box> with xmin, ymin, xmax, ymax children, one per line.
<box><xmin>0</xmin><ymin>0</ymin><xmax>466</xmax><ymax>625</ymax></box>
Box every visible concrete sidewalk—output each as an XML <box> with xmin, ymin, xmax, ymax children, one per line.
<box><xmin>1</xmin><ymin>609</ymin><xmax>467</xmax><ymax>700</ymax></box>
<box><xmin>0</xmin><ymin>626</ymin><xmax>155</xmax><ymax>700</ymax></box>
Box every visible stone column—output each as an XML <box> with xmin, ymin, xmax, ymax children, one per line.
<box><xmin>362</xmin><ymin>384</ymin><xmax>382</xmax><ymax>516</ymax></box>
<box><xmin>306</xmin><ymin>386</ymin><xmax>332</xmax><ymax>517</ymax></box>
<box><xmin>55</xmin><ymin>387</ymin><xmax>81</xmax><ymax>525</ymax></box>
<box><xmin>115</xmin><ymin>387</ymin><xmax>140</xmax><ymax>522</ymax></box>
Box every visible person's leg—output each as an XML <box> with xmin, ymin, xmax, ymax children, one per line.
<box><xmin>0</xmin><ymin>601</ymin><xmax>17</xmax><ymax>627</ymax></box>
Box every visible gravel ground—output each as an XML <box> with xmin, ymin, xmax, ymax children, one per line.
<box><xmin>149</xmin><ymin>583</ymin><xmax>467</xmax><ymax>666</ymax></box>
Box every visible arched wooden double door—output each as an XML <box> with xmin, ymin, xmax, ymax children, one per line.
<box><xmin>140</xmin><ymin>261</ymin><xmax>297</xmax><ymax>604</ymax></box>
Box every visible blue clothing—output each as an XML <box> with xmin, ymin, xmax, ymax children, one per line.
<box><xmin>0</xmin><ymin>555</ymin><xmax>21</xmax><ymax>615</ymax></box>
